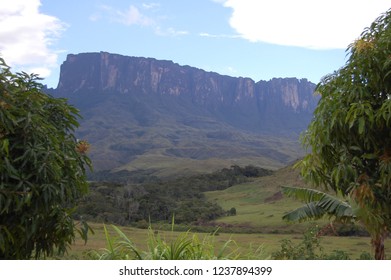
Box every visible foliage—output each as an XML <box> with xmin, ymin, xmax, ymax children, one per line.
<box><xmin>272</xmin><ymin>224</ymin><xmax>325</xmax><ymax>259</ymax></box>
<box><xmin>228</xmin><ymin>207</ymin><xmax>237</xmax><ymax>216</ymax></box>
<box><xmin>88</xmin><ymin>224</ymin><xmax>242</xmax><ymax>260</ymax></box>
<box><xmin>296</xmin><ymin>8</ymin><xmax>391</xmax><ymax>259</ymax></box>
<box><xmin>281</xmin><ymin>186</ymin><xmax>370</xmax><ymax>235</ymax></box>
<box><xmin>272</xmin><ymin>224</ymin><xmax>356</xmax><ymax>260</ymax></box>
<box><xmin>87</xmin><ymin>225</ymin><xmax>142</xmax><ymax>260</ymax></box>
<box><xmin>281</xmin><ymin>186</ymin><xmax>353</xmax><ymax>223</ymax></box>
<box><xmin>75</xmin><ymin>165</ymin><xmax>271</xmax><ymax>225</ymax></box>
<box><xmin>0</xmin><ymin>58</ymin><xmax>91</xmax><ymax>259</ymax></box>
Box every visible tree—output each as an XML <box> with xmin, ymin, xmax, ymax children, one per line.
<box><xmin>0</xmin><ymin>58</ymin><xmax>91</xmax><ymax>259</ymax></box>
<box><xmin>295</xmin><ymin>9</ymin><xmax>391</xmax><ymax>259</ymax></box>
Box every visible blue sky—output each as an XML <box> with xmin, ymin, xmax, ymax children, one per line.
<box><xmin>0</xmin><ymin>0</ymin><xmax>390</xmax><ymax>87</ymax></box>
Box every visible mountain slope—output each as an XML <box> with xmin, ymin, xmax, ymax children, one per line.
<box><xmin>204</xmin><ymin>164</ymin><xmax>314</xmax><ymax>232</ymax></box>
<box><xmin>51</xmin><ymin>52</ymin><xmax>319</xmax><ymax>173</ymax></box>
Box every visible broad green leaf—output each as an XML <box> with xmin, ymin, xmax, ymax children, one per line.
<box><xmin>281</xmin><ymin>186</ymin><xmax>354</xmax><ymax>222</ymax></box>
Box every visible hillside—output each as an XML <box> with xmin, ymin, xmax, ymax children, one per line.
<box><xmin>49</xmin><ymin>52</ymin><xmax>319</xmax><ymax>173</ymax></box>
<box><xmin>205</xmin><ymin>163</ymin><xmax>313</xmax><ymax>233</ymax></box>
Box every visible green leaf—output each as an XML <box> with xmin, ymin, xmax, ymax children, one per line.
<box><xmin>349</xmin><ymin>146</ymin><xmax>362</xmax><ymax>152</ymax></box>
<box><xmin>362</xmin><ymin>153</ymin><xmax>377</xmax><ymax>159</ymax></box>
<box><xmin>282</xmin><ymin>186</ymin><xmax>329</xmax><ymax>204</ymax></box>
<box><xmin>358</xmin><ymin>117</ymin><xmax>365</xmax><ymax>134</ymax></box>
<box><xmin>281</xmin><ymin>186</ymin><xmax>354</xmax><ymax>222</ymax></box>
<box><xmin>282</xmin><ymin>202</ymin><xmax>326</xmax><ymax>222</ymax></box>
<box><xmin>1</xmin><ymin>138</ymin><xmax>9</xmax><ymax>156</ymax></box>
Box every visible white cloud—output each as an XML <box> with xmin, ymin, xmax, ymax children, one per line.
<box><xmin>95</xmin><ymin>4</ymin><xmax>188</xmax><ymax>37</ymax></box>
<box><xmin>199</xmin><ymin>32</ymin><xmax>240</xmax><ymax>39</ymax></box>
<box><xmin>156</xmin><ymin>27</ymin><xmax>188</xmax><ymax>36</ymax></box>
<box><xmin>219</xmin><ymin>0</ymin><xmax>391</xmax><ymax>49</ymax></box>
<box><xmin>142</xmin><ymin>3</ymin><xmax>161</xmax><ymax>10</ymax></box>
<box><xmin>98</xmin><ymin>5</ymin><xmax>155</xmax><ymax>26</ymax></box>
<box><xmin>0</xmin><ymin>0</ymin><xmax>65</xmax><ymax>77</ymax></box>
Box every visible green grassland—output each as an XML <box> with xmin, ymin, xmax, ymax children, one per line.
<box><xmin>204</xmin><ymin>164</ymin><xmax>317</xmax><ymax>232</ymax></box>
<box><xmin>65</xmin><ymin>223</ymin><xmax>391</xmax><ymax>260</ymax></box>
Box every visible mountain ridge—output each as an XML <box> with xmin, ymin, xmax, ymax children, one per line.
<box><xmin>50</xmin><ymin>52</ymin><xmax>319</xmax><ymax>173</ymax></box>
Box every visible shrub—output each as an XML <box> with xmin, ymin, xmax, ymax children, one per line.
<box><xmin>272</xmin><ymin>224</ymin><xmax>353</xmax><ymax>260</ymax></box>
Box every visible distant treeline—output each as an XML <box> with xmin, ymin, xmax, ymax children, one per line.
<box><xmin>75</xmin><ymin>165</ymin><xmax>273</xmax><ymax>226</ymax></box>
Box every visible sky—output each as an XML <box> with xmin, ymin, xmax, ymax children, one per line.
<box><xmin>0</xmin><ymin>0</ymin><xmax>390</xmax><ymax>88</ymax></box>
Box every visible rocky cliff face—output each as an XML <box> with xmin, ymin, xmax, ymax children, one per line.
<box><xmin>53</xmin><ymin>52</ymin><xmax>319</xmax><ymax>171</ymax></box>
<box><xmin>56</xmin><ymin>52</ymin><xmax>317</xmax><ymax>133</ymax></box>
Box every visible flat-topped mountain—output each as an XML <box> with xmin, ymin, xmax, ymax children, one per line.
<box><xmin>51</xmin><ymin>52</ymin><xmax>319</xmax><ymax>173</ymax></box>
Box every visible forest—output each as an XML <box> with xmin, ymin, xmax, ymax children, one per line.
<box><xmin>75</xmin><ymin>165</ymin><xmax>273</xmax><ymax>225</ymax></box>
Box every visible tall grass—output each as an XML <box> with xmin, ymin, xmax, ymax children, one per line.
<box><xmin>87</xmin><ymin>225</ymin><xmax>143</xmax><ymax>260</ymax></box>
<box><xmin>88</xmin><ymin>223</ymin><xmax>268</xmax><ymax>260</ymax></box>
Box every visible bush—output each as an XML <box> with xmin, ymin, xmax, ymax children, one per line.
<box><xmin>228</xmin><ymin>207</ymin><xmax>237</xmax><ymax>216</ymax></box>
<box><xmin>272</xmin><ymin>224</ymin><xmax>353</xmax><ymax>260</ymax></box>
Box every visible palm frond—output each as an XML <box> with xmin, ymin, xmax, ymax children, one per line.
<box><xmin>281</xmin><ymin>186</ymin><xmax>354</xmax><ymax>223</ymax></box>
<box><xmin>282</xmin><ymin>186</ymin><xmax>330</xmax><ymax>203</ymax></box>
<box><xmin>282</xmin><ymin>202</ymin><xmax>326</xmax><ymax>222</ymax></box>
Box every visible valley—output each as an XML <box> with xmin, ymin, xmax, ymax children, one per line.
<box><xmin>67</xmin><ymin>165</ymin><xmax>382</xmax><ymax>260</ymax></box>
<box><xmin>46</xmin><ymin>52</ymin><xmax>372</xmax><ymax>259</ymax></box>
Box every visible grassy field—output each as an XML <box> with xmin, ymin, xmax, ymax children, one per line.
<box><xmin>65</xmin><ymin>223</ymin><xmax>391</xmax><ymax>260</ymax></box>
<box><xmin>204</xmin><ymin>163</ymin><xmax>320</xmax><ymax>233</ymax></box>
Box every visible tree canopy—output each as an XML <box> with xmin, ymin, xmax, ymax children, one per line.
<box><xmin>296</xmin><ymin>8</ymin><xmax>391</xmax><ymax>259</ymax></box>
<box><xmin>0</xmin><ymin>58</ymin><xmax>91</xmax><ymax>259</ymax></box>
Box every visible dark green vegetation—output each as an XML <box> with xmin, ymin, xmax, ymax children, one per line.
<box><xmin>75</xmin><ymin>165</ymin><xmax>272</xmax><ymax>225</ymax></box>
<box><xmin>290</xmin><ymin>8</ymin><xmax>391</xmax><ymax>260</ymax></box>
<box><xmin>0</xmin><ymin>58</ymin><xmax>91</xmax><ymax>259</ymax></box>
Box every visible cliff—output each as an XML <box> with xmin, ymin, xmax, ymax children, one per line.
<box><xmin>53</xmin><ymin>52</ymin><xmax>319</xmax><ymax>172</ymax></box>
